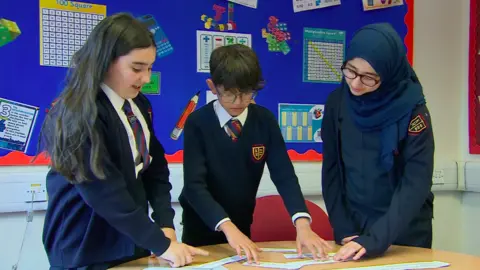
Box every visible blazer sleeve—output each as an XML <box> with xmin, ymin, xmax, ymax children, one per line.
<box><xmin>142</xmin><ymin>101</ymin><xmax>175</xmax><ymax>229</ymax></box>
<box><xmin>321</xmin><ymin>90</ymin><xmax>361</xmax><ymax>244</ymax></box>
<box><xmin>182</xmin><ymin>114</ymin><xmax>229</xmax><ymax>231</ymax></box>
<box><xmin>264</xmin><ymin>109</ymin><xmax>309</xmax><ymax>217</ymax></box>
<box><xmin>353</xmin><ymin>105</ymin><xmax>434</xmax><ymax>256</ymax></box>
<box><xmin>75</xmin><ymin>119</ymin><xmax>171</xmax><ymax>256</ymax></box>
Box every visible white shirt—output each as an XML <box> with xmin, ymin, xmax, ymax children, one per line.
<box><xmin>101</xmin><ymin>83</ymin><xmax>152</xmax><ymax>177</ymax></box>
<box><xmin>212</xmin><ymin>101</ymin><xmax>312</xmax><ymax>231</ymax></box>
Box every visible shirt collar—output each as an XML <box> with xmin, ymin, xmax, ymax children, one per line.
<box><xmin>101</xmin><ymin>83</ymin><xmax>127</xmax><ymax>111</ymax></box>
<box><xmin>213</xmin><ymin>100</ymin><xmax>248</xmax><ymax>128</ymax></box>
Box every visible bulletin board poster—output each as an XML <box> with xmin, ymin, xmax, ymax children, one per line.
<box><xmin>0</xmin><ymin>0</ymin><xmax>414</xmax><ymax>165</ymax></box>
<box><xmin>468</xmin><ymin>0</ymin><xmax>480</xmax><ymax>154</ymax></box>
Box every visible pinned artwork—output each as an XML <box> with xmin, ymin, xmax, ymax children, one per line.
<box><xmin>261</xmin><ymin>16</ymin><xmax>291</xmax><ymax>55</ymax></box>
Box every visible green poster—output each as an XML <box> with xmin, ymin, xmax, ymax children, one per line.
<box><xmin>141</xmin><ymin>72</ymin><xmax>161</xmax><ymax>95</ymax></box>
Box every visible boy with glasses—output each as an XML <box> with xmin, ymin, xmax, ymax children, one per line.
<box><xmin>179</xmin><ymin>44</ymin><xmax>332</xmax><ymax>263</ymax></box>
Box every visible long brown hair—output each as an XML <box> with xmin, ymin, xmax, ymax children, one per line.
<box><xmin>36</xmin><ymin>13</ymin><xmax>155</xmax><ymax>184</ymax></box>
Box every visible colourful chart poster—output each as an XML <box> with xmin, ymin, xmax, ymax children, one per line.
<box><xmin>39</xmin><ymin>0</ymin><xmax>106</xmax><ymax>67</ymax></box>
<box><xmin>0</xmin><ymin>98</ymin><xmax>39</xmax><ymax>152</ymax></box>
<box><xmin>293</xmin><ymin>0</ymin><xmax>341</xmax><ymax>13</ymax></box>
<box><xmin>303</xmin><ymin>27</ymin><xmax>345</xmax><ymax>83</ymax></box>
<box><xmin>141</xmin><ymin>72</ymin><xmax>161</xmax><ymax>95</ymax></box>
<box><xmin>196</xmin><ymin>30</ymin><xmax>251</xmax><ymax>73</ymax></box>
<box><xmin>362</xmin><ymin>0</ymin><xmax>404</xmax><ymax>11</ymax></box>
<box><xmin>278</xmin><ymin>103</ymin><xmax>324</xmax><ymax>143</ymax></box>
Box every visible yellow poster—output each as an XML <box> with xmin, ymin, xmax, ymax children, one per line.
<box><xmin>39</xmin><ymin>0</ymin><xmax>106</xmax><ymax>67</ymax></box>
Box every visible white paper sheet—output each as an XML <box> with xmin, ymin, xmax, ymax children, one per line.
<box><xmin>293</xmin><ymin>0</ymin><xmax>341</xmax><ymax>13</ymax></box>
<box><xmin>283</xmin><ymin>252</ymin><xmax>336</xmax><ymax>259</ymax></box>
<box><xmin>244</xmin><ymin>259</ymin><xmax>339</xmax><ymax>269</ymax></box>
<box><xmin>260</xmin><ymin>248</ymin><xmax>298</xmax><ymax>253</ymax></box>
<box><xmin>144</xmin><ymin>255</ymin><xmax>245</xmax><ymax>270</ymax></box>
<box><xmin>337</xmin><ymin>261</ymin><xmax>450</xmax><ymax>270</ymax></box>
<box><xmin>206</xmin><ymin>90</ymin><xmax>218</xmax><ymax>104</ymax></box>
<box><xmin>228</xmin><ymin>0</ymin><xmax>257</xmax><ymax>8</ymax></box>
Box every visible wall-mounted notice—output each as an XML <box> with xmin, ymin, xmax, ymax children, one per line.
<box><xmin>196</xmin><ymin>30</ymin><xmax>251</xmax><ymax>73</ymax></box>
<box><xmin>293</xmin><ymin>0</ymin><xmax>341</xmax><ymax>13</ymax></box>
<box><xmin>362</xmin><ymin>0</ymin><xmax>404</xmax><ymax>11</ymax></box>
<box><xmin>278</xmin><ymin>103</ymin><xmax>324</xmax><ymax>143</ymax></box>
<box><xmin>0</xmin><ymin>98</ymin><xmax>39</xmax><ymax>152</ymax></box>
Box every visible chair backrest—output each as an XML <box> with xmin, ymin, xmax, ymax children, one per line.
<box><xmin>250</xmin><ymin>195</ymin><xmax>334</xmax><ymax>242</ymax></box>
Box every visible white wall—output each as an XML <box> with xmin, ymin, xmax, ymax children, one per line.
<box><xmin>1</xmin><ymin>0</ymin><xmax>479</xmax><ymax>269</ymax></box>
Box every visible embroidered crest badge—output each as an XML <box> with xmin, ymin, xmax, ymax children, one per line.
<box><xmin>252</xmin><ymin>145</ymin><xmax>266</xmax><ymax>161</ymax></box>
<box><xmin>408</xmin><ymin>114</ymin><xmax>427</xmax><ymax>135</ymax></box>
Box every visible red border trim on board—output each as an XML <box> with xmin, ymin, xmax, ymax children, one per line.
<box><xmin>468</xmin><ymin>0</ymin><xmax>480</xmax><ymax>154</ymax></box>
<box><xmin>0</xmin><ymin>2</ymin><xmax>415</xmax><ymax>165</ymax></box>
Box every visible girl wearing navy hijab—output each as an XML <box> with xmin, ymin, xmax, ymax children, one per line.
<box><xmin>321</xmin><ymin>23</ymin><xmax>435</xmax><ymax>261</ymax></box>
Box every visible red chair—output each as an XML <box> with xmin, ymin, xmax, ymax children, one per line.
<box><xmin>251</xmin><ymin>195</ymin><xmax>334</xmax><ymax>242</ymax></box>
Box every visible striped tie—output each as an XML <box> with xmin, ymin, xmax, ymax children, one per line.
<box><xmin>226</xmin><ymin>118</ymin><xmax>242</xmax><ymax>141</ymax></box>
<box><xmin>122</xmin><ymin>100</ymin><xmax>150</xmax><ymax>170</ymax></box>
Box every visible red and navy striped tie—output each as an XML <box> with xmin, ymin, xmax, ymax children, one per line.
<box><xmin>226</xmin><ymin>118</ymin><xmax>242</xmax><ymax>142</ymax></box>
<box><xmin>122</xmin><ymin>100</ymin><xmax>150</xmax><ymax>170</ymax></box>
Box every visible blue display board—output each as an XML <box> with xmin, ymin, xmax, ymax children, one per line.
<box><xmin>0</xmin><ymin>0</ymin><xmax>413</xmax><ymax>165</ymax></box>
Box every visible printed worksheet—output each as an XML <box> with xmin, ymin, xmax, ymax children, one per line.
<box><xmin>229</xmin><ymin>0</ymin><xmax>258</xmax><ymax>9</ymax></box>
<box><xmin>293</xmin><ymin>0</ymin><xmax>341</xmax><ymax>13</ymax></box>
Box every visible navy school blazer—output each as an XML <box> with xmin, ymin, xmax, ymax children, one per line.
<box><xmin>43</xmin><ymin>91</ymin><xmax>174</xmax><ymax>268</ymax></box>
<box><xmin>321</xmin><ymin>88</ymin><xmax>435</xmax><ymax>256</ymax></box>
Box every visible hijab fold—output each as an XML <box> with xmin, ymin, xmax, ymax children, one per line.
<box><xmin>343</xmin><ymin>23</ymin><xmax>425</xmax><ymax>170</ymax></box>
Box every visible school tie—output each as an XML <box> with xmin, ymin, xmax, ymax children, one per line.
<box><xmin>122</xmin><ymin>100</ymin><xmax>150</xmax><ymax>170</ymax></box>
<box><xmin>226</xmin><ymin>118</ymin><xmax>242</xmax><ymax>141</ymax></box>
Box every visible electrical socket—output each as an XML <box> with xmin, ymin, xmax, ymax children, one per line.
<box><xmin>25</xmin><ymin>183</ymin><xmax>47</xmax><ymax>202</ymax></box>
<box><xmin>433</xmin><ymin>169</ymin><xmax>445</xmax><ymax>185</ymax></box>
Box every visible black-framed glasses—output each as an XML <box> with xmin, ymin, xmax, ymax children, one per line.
<box><xmin>217</xmin><ymin>90</ymin><xmax>257</xmax><ymax>103</ymax></box>
<box><xmin>341</xmin><ymin>65</ymin><xmax>380</xmax><ymax>87</ymax></box>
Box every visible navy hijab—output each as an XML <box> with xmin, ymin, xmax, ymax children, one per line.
<box><xmin>343</xmin><ymin>23</ymin><xmax>425</xmax><ymax>170</ymax></box>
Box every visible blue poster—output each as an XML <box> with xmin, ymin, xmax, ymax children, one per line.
<box><xmin>278</xmin><ymin>103</ymin><xmax>324</xmax><ymax>143</ymax></box>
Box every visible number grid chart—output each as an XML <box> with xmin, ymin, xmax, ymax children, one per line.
<box><xmin>303</xmin><ymin>27</ymin><xmax>345</xmax><ymax>83</ymax></box>
<box><xmin>39</xmin><ymin>0</ymin><xmax>106</xmax><ymax>68</ymax></box>
<box><xmin>196</xmin><ymin>30</ymin><xmax>251</xmax><ymax>73</ymax></box>
<box><xmin>293</xmin><ymin>0</ymin><xmax>341</xmax><ymax>13</ymax></box>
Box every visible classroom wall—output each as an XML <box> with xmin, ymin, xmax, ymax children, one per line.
<box><xmin>0</xmin><ymin>0</ymin><xmax>478</xmax><ymax>269</ymax></box>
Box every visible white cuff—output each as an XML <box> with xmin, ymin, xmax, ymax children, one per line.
<box><xmin>215</xmin><ymin>218</ymin><xmax>231</xmax><ymax>231</ymax></box>
<box><xmin>292</xmin><ymin>212</ymin><xmax>312</xmax><ymax>226</ymax></box>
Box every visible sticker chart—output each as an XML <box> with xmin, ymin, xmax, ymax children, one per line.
<box><xmin>196</xmin><ymin>30</ymin><xmax>251</xmax><ymax>73</ymax></box>
<box><xmin>303</xmin><ymin>27</ymin><xmax>345</xmax><ymax>83</ymax></box>
<box><xmin>39</xmin><ymin>0</ymin><xmax>106</xmax><ymax>67</ymax></box>
<box><xmin>363</xmin><ymin>0</ymin><xmax>404</xmax><ymax>11</ymax></box>
<box><xmin>278</xmin><ymin>103</ymin><xmax>324</xmax><ymax>143</ymax></box>
<box><xmin>293</xmin><ymin>0</ymin><xmax>342</xmax><ymax>13</ymax></box>
<box><xmin>0</xmin><ymin>98</ymin><xmax>39</xmax><ymax>152</ymax></box>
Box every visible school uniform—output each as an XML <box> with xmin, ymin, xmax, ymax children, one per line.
<box><xmin>321</xmin><ymin>88</ymin><xmax>434</xmax><ymax>257</ymax></box>
<box><xmin>43</xmin><ymin>84</ymin><xmax>174</xmax><ymax>269</ymax></box>
<box><xmin>179</xmin><ymin>100</ymin><xmax>311</xmax><ymax>246</ymax></box>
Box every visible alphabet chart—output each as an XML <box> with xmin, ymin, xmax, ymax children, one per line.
<box><xmin>39</xmin><ymin>0</ymin><xmax>107</xmax><ymax>67</ymax></box>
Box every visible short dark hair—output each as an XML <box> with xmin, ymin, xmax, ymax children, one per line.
<box><xmin>209</xmin><ymin>44</ymin><xmax>264</xmax><ymax>93</ymax></box>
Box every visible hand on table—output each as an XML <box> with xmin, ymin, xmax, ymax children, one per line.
<box><xmin>295</xmin><ymin>218</ymin><xmax>333</xmax><ymax>260</ymax></box>
<box><xmin>334</xmin><ymin>238</ymin><xmax>366</xmax><ymax>261</ymax></box>
<box><xmin>220</xmin><ymin>221</ymin><xmax>261</xmax><ymax>264</ymax></box>
<box><xmin>160</xmin><ymin>241</ymin><xmax>209</xmax><ymax>268</ymax></box>
<box><xmin>162</xmin><ymin>228</ymin><xmax>178</xmax><ymax>242</ymax></box>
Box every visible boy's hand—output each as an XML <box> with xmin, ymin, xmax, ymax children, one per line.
<box><xmin>334</xmin><ymin>241</ymin><xmax>366</xmax><ymax>261</ymax></box>
<box><xmin>162</xmin><ymin>228</ymin><xmax>177</xmax><ymax>242</ymax></box>
<box><xmin>220</xmin><ymin>221</ymin><xmax>261</xmax><ymax>264</ymax></box>
<box><xmin>295</xmin><ymin>218</ymin><xmax>333</xmax><ymax>260</ymax></box>
<box><xmin>159</xmin><ymin>241</ymin><xmax>209</xmax><ymax>268</ymax></box>
<box><xmin>341</xmin><ymin>235</ymin><xmax>359</xmax><ymax>245</ymax></box>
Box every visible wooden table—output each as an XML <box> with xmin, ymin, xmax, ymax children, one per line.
<box><xmin>112</xmin><ymin>241</ymin><xmax>480</xmax><ymax>269</ymax></box>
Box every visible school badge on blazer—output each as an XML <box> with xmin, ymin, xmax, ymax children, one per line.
<box><xmin>252</xmin><ymin>145</ymin><xmax>266</xmax><ymax>162</ymax></box>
